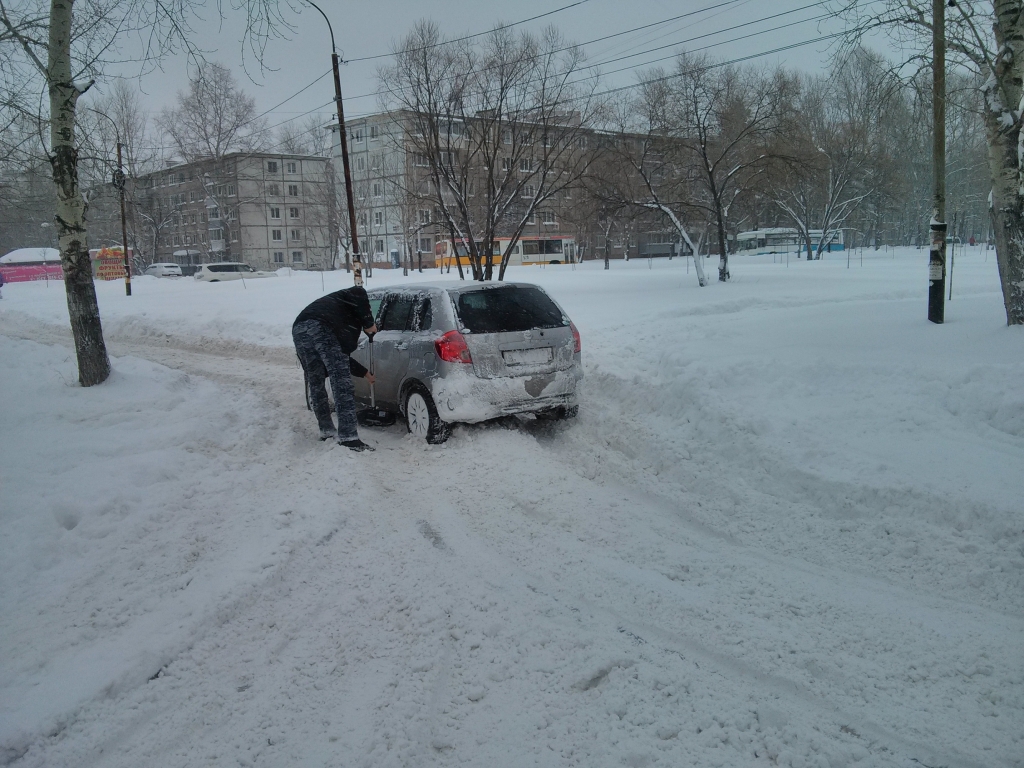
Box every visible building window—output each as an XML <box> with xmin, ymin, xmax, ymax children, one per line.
<box><xmin>273</xmin><ymin>251</ymin><xmax>284</xmax><ymax>263</ymax></box>
<box><xmin>289</xmin><ymin>207</ymin><xmax>300</xmax><ymax>219</ymax></box>
<box><xmin>357</xmin><ymin>156</ymin><xmax>366</xmax><ymax>171</ymax></box>
<box><xmin>210</xmin><ymin>207</ymin><xmax>220</xmax><ymax>219</ymax></box>
<box><xmin>418</xmin><ymin>237</ymin><xmax>432</xmax><ymax>253</ymax></box>
<box><xmin>268</xmin><ymin>183</ymin><xmax>280</xmax><ymax>196</ymax></box>
<box><xmin>441</xmin><ymin>151</ymin><xmax>455</xmax><ymax>167</ymax></box>
<box><xmin>272</xmin><ymin>229</ymin><xmax>282</xmax><ymax>241</ymax></box>
<box><xmin>292</xmin><ymin>251</ymin><xmax>303</xmax><ymax>263</ymax></box>
<box><xmin>373</xmin><ymin>183</ymin><xmax>382</xmax><ymax>198</ymax></box>
<box><xmin>503</xmin><ymin>129</ymin><xmax>512</xmax><ymax>144</ymax></box>
<box><xmin>286</xmin><ymin>162</ymin><xmax>297</xmax><ymax>174</ymax></box>
<box><xmin>369</xmin><ymin>125</ymin><xmax>378</xmax><ymax>139</ymax></box>
<box><xmin>288</xmin><ymin>184</ymin><xmax>299</xmax><ymax>196</ymax></box>
<box><xmin>375</xmin><ymin>239</ymin><xmax>384</xmax><ymax>254</ymax></box>
<box><xmin>541</xmin><ymin>210</ymin><xmax>557</xmax><ymax>225</ymax></box>
<box><xmin>359</xmin><ymin>212</ymin><xmax>367</xmax><ymax>226</ymax></box>
<box><xmin>352</xmin><ymin>127</ymin><xmax>364</xmax><ymax>142</ymax></box>
<box><xmin>210</xmin><ymin>229</ymin><xmax>223</xmax><ymax>241</ymax></box>
<box><xmin>267</xmin><ymin>161</ymin><xmax>278</xmax><ymax>173</ymax></box>
<box><xmin>374</xmin><ymin>211</ymin><xmax>383</xmax><ymax>226</ymax></box>
<box><xmin>270</xmin><ymin>207</ymin><xmax>280</xmax><ymax>219</ymax></box>
<box><xmin>520</xmin><ymin>157</ymin><xmax>534</xmax><ymax>172</ymax></box>
<box><xmin>189</xmin><ymin>191</ymin><xmax>195</xmax><ymax>202</ymax></box>
<box><xmin>418</xmin><ymin>209</ymin><xmax>430</xmax><ymax>225</ymax></box>
<box><xmin>290</xmin><ymin>229</ymin><xmax>301</xmax><ymax>241</ymax></box>
<box><xmin>502</xmin><ymin>157</ymin><xmax>512</xmax><ymax>172</ymax></box>
<box><xmin>522</xmin><ymin>184</ymin><xmax>535</xmax><ymax>198</ymax></box>
<box><xmin>413</xmin><ymin>153</ymin><xmax>428</xmax><ymax>167</ymax></box>
<box><xmin>173</xmin><ymin>235</ymin><xmax>180</xmax><ymax>246</ymax></box>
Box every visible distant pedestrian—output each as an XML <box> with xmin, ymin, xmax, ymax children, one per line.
<box><xmin>292</xmin><ymin>285</ymin><xmax>378</xmax><ymax>451</ymax></box>
<box><xmin>969</xmin><ymin>236</ymin><xmax>976</xmax><ymax>246</ymax></box>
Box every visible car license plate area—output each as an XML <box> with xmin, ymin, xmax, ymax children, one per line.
<box><xmin>502</xmin><ymin>347</ymin><xmax>553</xmax><ymax>366</ymax></box>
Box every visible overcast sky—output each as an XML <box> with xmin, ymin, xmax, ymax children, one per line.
<box><xmin>102</xmin><ymin>0</ymin><xmax>894</xmax><ymax>149</ymax></box>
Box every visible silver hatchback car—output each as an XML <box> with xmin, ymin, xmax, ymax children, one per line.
<box><xmin>350</xmin><ymin>282</ymin><xmax>582</xmax><ymax>443</ymax></box>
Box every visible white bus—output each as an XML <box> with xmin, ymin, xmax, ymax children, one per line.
<box><xmin>735</xmin><ymin>228</ymin><xmax>844</xmax><ymax>257</ymax></box>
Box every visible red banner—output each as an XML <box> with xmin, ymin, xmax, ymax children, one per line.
<box><xmin>0</xmin><ymin>264</ymin><xmax>64</xmax><ymax>283</ymax></box>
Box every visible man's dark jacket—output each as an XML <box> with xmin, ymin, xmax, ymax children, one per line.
<box><xmin>293</xmin><ymin>286</ymin><xmax>375</xmax><ymax>377</ymax></box>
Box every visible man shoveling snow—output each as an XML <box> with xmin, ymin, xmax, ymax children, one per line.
<box><xmin>292</xmin><ymin>285</ymin><xmax>378</xmax><ymax>451</ymax></box>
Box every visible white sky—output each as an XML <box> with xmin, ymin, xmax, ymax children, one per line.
<box><xmin>101</xmin><ymin>0</ymin><xmax>895</xmax><ymax>150</ymax></box>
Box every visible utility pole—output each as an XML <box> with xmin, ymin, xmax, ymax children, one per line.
<box><xmin>113</xmin><ymin>141</ymin><xmax>132</xmax><ymax>296</ymax></box>
<box><xmin>306</xmin><ymin>0</ymin><xmax>364</xmax><ymax>287</ymax></box>
<box><xmin>928</xmin><ymin>0</ymin><xmax>947</xmax><ymax>323</ymax></box>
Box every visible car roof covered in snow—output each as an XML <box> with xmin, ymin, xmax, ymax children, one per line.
<box><xmin>366</xmin><ymin>280</ymin><xmax>543</xmax><ymax>294</ymax></box>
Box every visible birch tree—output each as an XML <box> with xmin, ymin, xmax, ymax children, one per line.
<box><xmin>649</xmin><ymin>53</ymin><xmax>795</xmax><ymax>282</ymax></box>
<box><xmin>0</xmin><ymin>0</ymin><xmax>291</xmax><ymax>385</ymax></box>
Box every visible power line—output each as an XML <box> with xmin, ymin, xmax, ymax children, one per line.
<box><xmin>341</xmin><ymin>0</ymin><xmax>597</xmax><ymax>63</ymax></box>
<box><xmin>344</xmin><ymin>2</ymin><xmax>829</xmax><ymax>105</ymax></box>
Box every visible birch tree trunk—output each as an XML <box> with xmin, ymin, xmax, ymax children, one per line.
<box><xmin>48</xmin><ymin>0</ymin><xmax>110</xmax><ymax>385</ymax></box>
<box><xmin>986</xmin><ymin>0</ymin><xmax>1024</xmax><ymax>325</ymax></box>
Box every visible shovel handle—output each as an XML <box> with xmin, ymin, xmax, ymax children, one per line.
<box><xmin>367</xmin><ymin>334</ymin><xmax>376</xmax><ymax>408</ymax></box>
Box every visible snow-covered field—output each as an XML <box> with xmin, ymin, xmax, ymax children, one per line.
<box><xmin>1</xmin><ymin>247</ymin><xmax>1021</xmax><ymax>768</ymax></box>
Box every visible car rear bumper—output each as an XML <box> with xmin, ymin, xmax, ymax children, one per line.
<box><xmin>430</xmin><ymin>364</ymin><xmax>582</xmax><ymax>423</ymax></box>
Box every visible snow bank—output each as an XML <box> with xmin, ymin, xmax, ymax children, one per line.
<box><xmin>1</xmin><ymin>247</ymin><xmax>1022</xmax><ymax>767</ymax></box>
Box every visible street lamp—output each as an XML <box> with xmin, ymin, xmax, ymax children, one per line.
<box><xmin>304</xmin><ymin>0</ymin><xmax>364</xmax><ymax>287</ymax></box>
<box><xmin>88</xmin><ymin>108</ymin><xmax>133</xmax><ymax>296</ymax></box>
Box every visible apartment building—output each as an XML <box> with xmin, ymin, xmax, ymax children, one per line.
<box><xmin>120</xmin><ymin>153</ymin><xmax>333</xmax><ymax>270</ymax></box>
<box><xmin>331</xmin><ymin>112</ymin><xmax>685</xmax><ymax>269</ymax></box>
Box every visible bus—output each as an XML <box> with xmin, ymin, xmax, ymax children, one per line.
<box><xmin>436</xmin><ymin>235</ymin><xmax>577</xmax><ymax>269</ymax></box>
<box><xmin>734</xmin><ymin>228</ymin><xmax>844</xmax><ymax>257</ymax></box>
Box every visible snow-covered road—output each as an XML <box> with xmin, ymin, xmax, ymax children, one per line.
<box><xmin>1</xmin><ymin>250</ymin><xmax>1021</xmax><ymax>767</ymax></box>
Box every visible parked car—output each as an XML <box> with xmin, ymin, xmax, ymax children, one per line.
<box><xmin>194</xmin><ymin>263</ymin><xmax>277</xmax><ymax>282</ymax></box>
<box><xmin>350</xmin><ymin>282</ymin><xmax>582</xmax><ymax>443</ymax></box>
<box><xmin>144</xmin><ymin>262</ymin><xmax>183</xmax><ymax>278</ymax></box>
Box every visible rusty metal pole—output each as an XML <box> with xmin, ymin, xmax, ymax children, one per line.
<box><xmin>305</xmin><ymin>0</ymin><xmax>363</xmax><ymax>287</ymax></box>
<box><xmin>115</xmin><ymin>141</ymin><xmax>132</xmax><ymax>296</ymax></box>
<box><xmin>332</xmin><ymin>52</ymin><xmax>364</xmax><ymax>287</ymax></box>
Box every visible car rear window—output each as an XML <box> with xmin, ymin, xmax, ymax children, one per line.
<box><xmin>456</xmin><ymin>286</ymin><xmax>566</xmax><ymax>333</ymax></box>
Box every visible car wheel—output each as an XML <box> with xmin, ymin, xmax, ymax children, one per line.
<box><xmin>536</xmin><ymin>405</ymin><xmax>579</xmax><ymax>421</ymax></box>
<box><xmin>209</xmin><ymin>279</ymin><xmax>219</xmax><ymax>282</ymax></box>
<box><xmin>405</xmin><ymin>386</ymin><xmax>451</xmax><ymax>444</ymax></box>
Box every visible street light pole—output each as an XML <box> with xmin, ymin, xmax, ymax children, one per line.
<box><xmin>305</xmin><ymin>0</ymin><xmax>364</xmax><ymax>287</ymax></box>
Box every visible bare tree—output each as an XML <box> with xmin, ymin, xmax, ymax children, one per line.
<box><xmin>833</xmin><ymin>0</ymin><xmax>1024</xmax><ymax>324</ymax></box>
<box><xmin>276</xmin><ymin>114</ymin><xmax>332</xmax><ymax>157</ymax></box>
<box><xmin>661</xmin><ymin>53</ymin><xmax>796</xmax><ymax>281</ymax></box>
<box><xmin>379</xmin><ymin>21</ymin><xmax>602</xmax><ymax>281</ymax></box>
<box><xmin>772</xmin><ymin>68</ymin><xmax>873</xmax><ymax>260</ymax></box>
<box><xmin>157</xmin><ymin>62</ymin><xmax>269</xmax><ymax>164</ymax></box>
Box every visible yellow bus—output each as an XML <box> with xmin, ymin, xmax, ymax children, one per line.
<box><xmin>436</xmin><ymin>236</ymin><xmax>577</xmax><ymax>269</ymax></box>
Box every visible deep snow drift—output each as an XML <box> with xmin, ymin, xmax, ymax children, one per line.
<box><xmin>1</xmin><ymin>248</ymin><xmax>1021</xmax><ymax>767</ymax></box>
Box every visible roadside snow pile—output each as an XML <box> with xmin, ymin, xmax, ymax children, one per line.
<box><xmin>1</xmin><ymin>249</ymin><xmax>1022</xmax><ymax>767</ymax></box>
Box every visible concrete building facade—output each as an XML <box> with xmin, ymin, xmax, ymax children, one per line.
<box><xmin>125</xmin><ymin>153</ymin><xmax>334</xmax><ymax>270</ymax></box>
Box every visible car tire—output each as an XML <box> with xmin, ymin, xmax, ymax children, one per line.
<box><xmin>209</xmin><ymin>279</ymin><xmax>219</xmax><ymax>283</ymax></box>
<box><xmin>405</xmin><ymin>386</ymin><xmax>451</xmax><ymax>444</ymax></box>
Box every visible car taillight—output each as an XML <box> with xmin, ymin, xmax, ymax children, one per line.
<box><xmin>570</xmin><ymin>321</ymin><xmax>581</xmax><ymax>353</ymax></box>
<box><xmin>435</xmin><ymin>330</ymin><xmax>473</xmax><ymax>363</ymax></box>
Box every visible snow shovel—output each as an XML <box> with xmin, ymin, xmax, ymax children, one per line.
<box><xmin>357</xmin><ymin>332</ymin><xmax>396</xmax><ymax>427</ymax></box>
